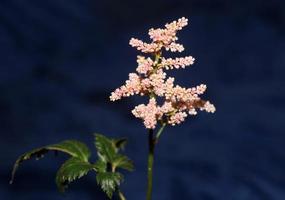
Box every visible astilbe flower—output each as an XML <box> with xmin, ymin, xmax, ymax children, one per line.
<box><xmin>110</xmin><ymin>17</ymin><xmax>215</xmax><ymax>129</ymax></box>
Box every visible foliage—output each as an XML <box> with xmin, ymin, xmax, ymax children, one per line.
<box><xmin>11</xmin><ymin>135</ymin><xmax>133</xmax><ymax>199</ymax></box>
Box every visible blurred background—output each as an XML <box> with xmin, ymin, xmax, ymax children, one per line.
<box><xmin>1</xmin><ymin>0</ymin><xmax>285</xmax><ymax>199</ymax></box>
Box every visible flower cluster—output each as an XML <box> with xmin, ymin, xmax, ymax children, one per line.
<box><xmin>129</xmin><ymin>17</ymin><xmax>188</xmax><ymax>53</ymax></box>
<box><xmin>110</xmin><ymin>17</ymin><xmax>215</xmax><ymax>129</ymax></box>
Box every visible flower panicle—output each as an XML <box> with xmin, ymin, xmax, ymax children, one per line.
<box><xmin>130</xmin><ymin>17</ymin><xmax>188</xmax><ymax>53</ymax></box>
<box><xmin>110</xmin><ymin>17</ymin><xmax>215</xmax><ymax>129</ymax></box>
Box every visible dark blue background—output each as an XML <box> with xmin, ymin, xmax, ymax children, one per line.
<box><xmin>1</xmin><ymin>0</ymin><xmax>285</xmax><ymax>199</ymax></box>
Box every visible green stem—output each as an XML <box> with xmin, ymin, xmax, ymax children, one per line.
<box><xmin>118</xmin><ymin>190</ymin><xmax>126</xmax><ymax>200</ymax></box>
<box><xmin>146</xmin><ymin>129</ymin><xmax>155</xmax><ymax>200</ymax></box>
<box><xmin>155</xmin><ymin>123</ymin><xmax>166</xmax><ymax>141</ymax></box>
<box><xmin>146</xmin><ymin>123</ymin><xmax>167</xmax><ymax>200</ymax></box>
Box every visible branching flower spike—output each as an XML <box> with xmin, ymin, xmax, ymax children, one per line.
<box><xmin>110</xmin><ymin>17</ymin><xmax>216</xmax><ymax>129</ymax></box>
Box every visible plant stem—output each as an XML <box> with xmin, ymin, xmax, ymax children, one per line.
<box><xmin>155</xmin><ymin>123</ymin><xmax>166</xmax><ymax>141</ymax></box>
<box><xmin>118</xmin><ymin>190</ymin><xmax>126</xmax><ymax>200</ymax></box>
<box><xmin>146</xmin><ymin>129</ymin><xmax>155</xmax><ymax>200</ymax></box>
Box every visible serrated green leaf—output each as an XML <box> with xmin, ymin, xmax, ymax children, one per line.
<box><xmin>94</xmin><ymin>159</ymin><xmax>107</xmax><ymax>173</ymax></box>
<box><xmin>10</xmin><ymin>140</ymin><xmax>91</xmax><ymax>184</ymax></box>
<box><xmin>113</xmin><ymin>154</ymin><xmax>134</xmax><ymax>171</ymax></box>
<box><xmin>56</xmin><ymin>157</ymin><xmax>95</xmax><ymax>192</ymax></box>
<box><xmin>96</xmin><ymin>172</ymin><xmax>123</xmax><ymax>199</ymax></box>
<box><xmin>112</xmin><ymin>138</ymin><xmax>127</xmax><ymax>152</ymax></box>
<box><xmin>94</xmin><ymin>134</ymin><xmax>116</xmax><ymax>163</ymax></box>
<box><xmin>50</xmin><ymin>140</ymin><xmax>91</xmax><ymax>162</ymax></box>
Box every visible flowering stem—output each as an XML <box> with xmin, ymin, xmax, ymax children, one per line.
<box><xmin>146</xmin><ymin>124</ymin><xmax>166</xmax><ymax>200</ymax></box>
<box><xmin>146</xmin><ymin>129</ymin><xmax>155</xmax><ymax>200</ymax></box>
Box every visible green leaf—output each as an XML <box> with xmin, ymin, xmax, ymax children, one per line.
<box><xmin>96</xmin><ymin>172</ymin><xmax>123</xmax><ymax>199</ymax></box>
<box><xmin>94</xmin><ymin>134</ymin><xmax>116</xmax><ymax>163</ymax></box>
<box><xmin>10</xmin><ymin>140</ymin><xmax>91</xmax><ymax>184</ymax></box>
<box><xmin>49</xmin><ymin>140</ymin><xmax>91</xmax><ymax>162</ymax></box>
<box><xmin>112</xmin><ymin>138</ymin><xmax>127</xmax><ymax>152</ymax></box>
<box><xmin>94</xmin><ymin>159</ymin><xmax>107</xmax><ymax>173</ymax></box>
<box><xmin>56</xmin><ymin>157</ymin><xmax>95</xmax><ymax>192</ymax></box>
<box><xmin>113</xmin><ymin>154</ymin><xmax>134</xmax><ymax>171</ymax></box>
